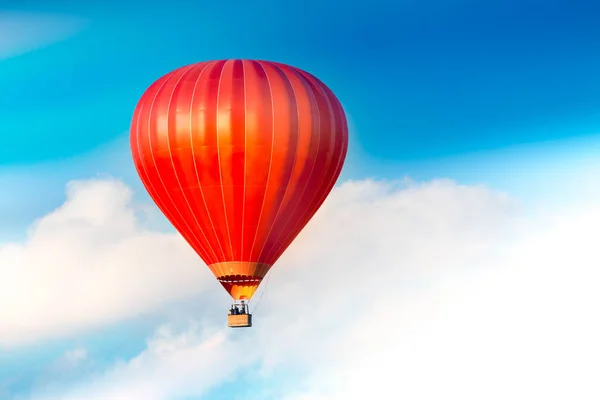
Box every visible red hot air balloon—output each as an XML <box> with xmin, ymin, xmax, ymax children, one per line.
<box><xmin>130</xmin><ymin>60</ymin><xmax>348</xmax><ymax>326</ymax></box>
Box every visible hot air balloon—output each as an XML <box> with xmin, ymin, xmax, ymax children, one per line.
<box><xmin>130</xmin><ymin>59</ymin><xmax>348</xmax><ymax>327</ymax></box>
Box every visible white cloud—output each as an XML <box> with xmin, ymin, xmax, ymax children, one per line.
<box><xmin>276</xmin><ymin>187</ymin><xmax>600</xmax><ymax>400</ymax></box>
<box><xmin>0</xmin><ymin>178</ymin><xmax>210</xmax><ymax>346</ymax></box>
<box><xmin>32</xmin><ymin>326</ymin><xmax>254</xmax><ymax>400</ymax></box>
<box><xmin>0</xmin><ymin>12</ymin><xmax>84</xmax><ymax>60</ymax></box>
<box><xmin>0</xmin><ymin>135</ymin><xmax>157</xmax><ymax>243</ymax></box>
<box><xmin>4</xmin><ymin>177</ymin><xmax>599</xmax><ymax>400</ymax></box>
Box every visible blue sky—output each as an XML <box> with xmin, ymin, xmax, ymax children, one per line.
<box><xmin>3</xmin><ymin>0</ymin><xmax>600</xmax><ymax>165</ymax></box>
<box><xmin>1</xmin><ymin>1</ymin><xmax>600</xmax><ymax>399</ymax></box>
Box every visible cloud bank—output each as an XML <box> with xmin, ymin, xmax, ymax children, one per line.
<box><xmin>0</xmin><ymin>179</ymin><xmax>208</xmax><ymax>346</ymax></box>
<box><xmin>1</xmin><ymin>177</ymin><xmax>598</xmax><ymax>399</ymax></box>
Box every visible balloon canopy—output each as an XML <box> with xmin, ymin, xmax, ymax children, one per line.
<box><xmin>130</xmin><ymin>59</ymin><xmax>348</xmax><ymax>301</ymax></box>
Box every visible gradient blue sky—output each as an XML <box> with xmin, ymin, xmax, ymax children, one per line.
<box><xmin>1</xmin><ymin>0</ymin><xmax>600</xmax><ymax>236</ymax></box>
<box><xmin>2</xmin><ymin>1</ymin><xmax>600</xmax><ymax>399</ymax></box>
<box><xmin>3</xmin><ymin>0</ymin><xmax>600</xmax><ymax>165</ymax></box>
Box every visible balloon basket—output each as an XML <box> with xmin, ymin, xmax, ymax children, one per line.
<box><xmin>228</xmin><ymin>313</ymin><xmax>252</xmax><ymax>328</ymax></box>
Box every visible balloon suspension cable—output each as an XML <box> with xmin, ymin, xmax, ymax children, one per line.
<box><xmin>250</xmin><ymin>270</ymin><xmax>272</xmax><ymax>315</ymax></box>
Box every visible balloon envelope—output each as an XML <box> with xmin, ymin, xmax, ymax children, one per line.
<box><xmin>130</xmin><ymin>59</ymin><xmax>348</xmax><ymax>300</ymax></box>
